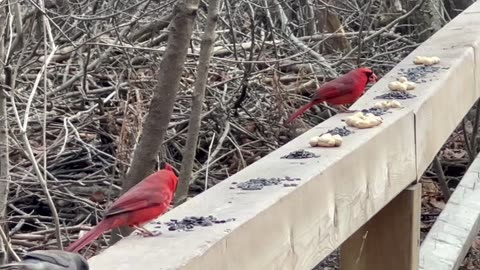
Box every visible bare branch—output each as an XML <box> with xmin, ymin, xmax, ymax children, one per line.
<box><xmin>175</xmin><ymin>0</ymin><xmax>222</xmax><ymax>205</ymax></box>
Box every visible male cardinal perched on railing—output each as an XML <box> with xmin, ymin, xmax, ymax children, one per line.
<box><xmin>0</xmin><ymin>250</ymin><xmax>89</xmax><ymax>270</ymax></box>
<box><xmin>65</xmin><ymin>164</ymin><xmax>178</xmax><ymax>253</ymax></box>
<box><xmin>286</xmin><ymin>67</ymin><xmax>378</xmax><ymax>124</ymax></box>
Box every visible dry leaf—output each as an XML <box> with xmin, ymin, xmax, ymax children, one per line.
<box><xmin>430</xmin><ymin>198</ymin><xmax>446</xmax><ymax>210</ymax></box>
<box><xmin>471</xmin><ymin>236</ymin><xmax>480</xmax><ymax>250</ymax></box>
<box><xmin>90</xmin><ymin>191</ymin><xmax>106</xmax><ymax>203</ymax></box>
<box><xmin>422</xmin><ymin>179</ymin><xmax>439</xmax><ymax>194</ymax></box>
<box><xmin>442</xmin><ymin>148</ymin><xmax>467</xmax><ymax>160</ymax></box>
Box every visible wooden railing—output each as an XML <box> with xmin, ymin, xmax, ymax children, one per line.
<box><xmin>420</xmin><ymin>152</ymin><xmax>480</xmax><ymax>270</ymax></box>
<box><xmin>88</xmin><ymin>2</ymin><xmax>480</xmax><ymax>269</ymax></box>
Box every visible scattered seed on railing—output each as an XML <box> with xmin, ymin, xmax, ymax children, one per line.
<box><xmin>134</xmin><ymin>229</ymin><xmax>163</xmax><ymax>236</ymax></box>
<box><xmin>281</xmin><ymin>149</ymin><xmax>319</xmax><ymax>159</ymax></box>
<box><xmin>361</xmin><ymin>108</ymin><xmax>388</xmax><ymax>116</ymax></box>
<box><xmin>375</xmin><ymin>92</ymin><xmax>417</xmax><ymax>100</ymax></box>
<box><xmin>233</xmin><ymin>176</ymin><xmax>301</xmax><ymax>191</ymax></box>
<box><xmin>283</xmin><ymin>183</ymin><xmax>298</xmax><ymax>187</ymax></box>
<box><xmin>398</xmin><ymin>66</ymin><xmax>449</xmax><ymax>83</ymax></box>
<box><xmin>155</xmin><ymin>216</ymin><xmax>235</xmax><ymax>232</ymax></box>
<box><xmin>323</xmin><ymin>126</ymin><xmax>353</xmax><ymax>137</ymax></box>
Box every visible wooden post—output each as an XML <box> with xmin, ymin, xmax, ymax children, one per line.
<box><xmin>340</xmin><ymin>183</ymin><xmax>421</xmax><ymax>270</ymax></box>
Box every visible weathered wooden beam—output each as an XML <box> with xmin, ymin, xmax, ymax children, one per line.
<box><xmin>340</xmin><ymin>183</ymin><xmax>421</xmax><ymax>270</ymax></box>
<box><xmin>89</xmin><ymin>109</ymin><xmax>416</xmax><ymax>270</ymax></box>
<box><xmin>420</xmin><ymin>153</ymin><xmax>480</xmax><ymax>270</ymax></box>
<box><xmin>87</xmin><ymin>2</ymin><xmax>480</xmax><ymax>269</ymax></box>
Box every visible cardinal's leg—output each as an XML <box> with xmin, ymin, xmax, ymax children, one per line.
<box><xmin>336</xmin><ymin>104</ymin><xmax>358</xmax><ymax>113</ymax></box>
<box><xmin>133</xmin><ymin>225</ymin><xmax>162</xmax><ymax>237</ymax></box>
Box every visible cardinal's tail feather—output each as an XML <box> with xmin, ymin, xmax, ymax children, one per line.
<box><xmin>286</xmin><ymin>102</ymin><xmax>315</xmax><ymax>124</ymax></box>
<box><xmin>65</xmin><ymin>218</ymin><xmax>115</xmax><ymax>253</ymax></box>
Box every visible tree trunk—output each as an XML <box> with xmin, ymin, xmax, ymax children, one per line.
<box><xmin>175</xmin><ymin>0</ymin><xmax>221</xmax><ymax>206</ymax></box>
<box><xmin>402</xmin><ymin>0</ymin><xmax>445</xmax><ymax>41</ymax></box>
<box><xmin>299</xmin><ymin>0</ymin><xmax>316</xmax><ymax>36</ymax></box>
<box><xmin>314</xmin><ymin>7</ymin><xmax>351</xmax><ymax>53</ymax></box>
<box><xmin>113</xmin><ymin>0</ymin><xmax>200</xmax><ymax>241</ymax></box>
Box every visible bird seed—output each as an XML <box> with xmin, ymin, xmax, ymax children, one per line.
<box><xmin>281</xmin><ymin>149</ymin><xmax>319</xmax><ymax>159</ymax></box>
<box><xmin>361</xmin><ymin>108</ymin><xmax>388</xmax><ymax>116</ymax></box>
<box><xmin>158</xmin><ymin>215</ymin><xmax>236</xmax><ymax>232</ymax></box>
<box><xmin>398</xmin><ymin>66</ymin><xmax>449</xmax><ymax>83</ymax></box>
<box><xmin>375</xmin><ymin>92</ymin><xmax>416</xmax><ymax>100</ymax></box>
<box><xmin>234</xmin><ymin>176</ymin><xmax>301</xmax><ymax>191</ymax></box>
<box><xmin>323</xmin><ymin>126</ymin><xmax>352</xmax><ymax>137</ymax></box>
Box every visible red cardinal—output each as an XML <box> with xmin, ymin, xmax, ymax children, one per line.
<box><xmin>65</xmin><ymin>164</ymin><xmax>178</xmax><ymax>253</ymax></box>
<box><xmin>286</xmin><ymin>67</ymin><xmax>378</xmax><ymax>123</ymax></box>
